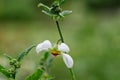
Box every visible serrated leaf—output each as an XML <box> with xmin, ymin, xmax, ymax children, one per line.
<box><xmin>17</xmin><ymin>45</ymin><xmax>35</xmax><ymax>61</ymax></box>
<box><xmin>25</xmin><ymin>69</ymin><xmax>43</xmax><ymax>80</ymax></box>
<box><xmin>38</xmin><ymin>3</ymin><xmax>50</xmax><ymax>11</ymax></box>
<box><xmin>60</xmin><ymin>10</ymin><xmax>72</xmax><ymax>17</ymax></box>
<box><xmin>0</xmin><ymin>65</ymin><xmax>10</xmax><ymax>78</ymax></box>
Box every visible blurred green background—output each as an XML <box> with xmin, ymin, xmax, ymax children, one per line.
<box><xmin>0</xmin><ymin>0</ymin><xmax>120</xmax><ymax>80</ymax></box>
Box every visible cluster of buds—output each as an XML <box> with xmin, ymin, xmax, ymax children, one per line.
<box><xmin>9</xmin><ymin>59</ymin><xmax>21</xmax><ymax>68</ymax></box>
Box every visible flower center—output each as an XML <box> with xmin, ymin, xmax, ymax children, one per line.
<box><xmin>50</xmin><ymin>50</ymin><xmax>61</xmax><ymax>57</ymax></box>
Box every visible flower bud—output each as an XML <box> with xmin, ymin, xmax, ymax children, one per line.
<box><xmin>9</xmin><ymin>59</ymin><xmax>17</xmax><ymax>65</ymax></box>
<box><xmin>8</xmin><ymin>68</ymin><xmax>15</xmax><ymax>74</ymax></box>
<box><xmin>14</xmin><ymin>62</ymin><xmax>21</xmax><ymax>68</ymax></box>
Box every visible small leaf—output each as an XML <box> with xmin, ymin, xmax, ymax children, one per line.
<box><xmin>42</xmin><ymin>10</ymin><xmax>52</xmax><ymax>17</ymax></box>
<box><xmin>38</xmin><ymin>3</ymin><xmax>50</xmax><ymax>11</ymax></box>
<box><xmin>60</xmin><ymin>10</ymin><xmax>72</xmax><ymax>17</ymax></box>
<box><xmin>25</xmin><ymin>69</ymin><xmax>43</xmax><ymax>80</ymax></box>
<box><xmin>0</xmin><ymin>65</ymin><xmax>10</xmax><ymax>78</ymax></box>
<box><xmin>17</xmin><ymin>45</ymin><xmax>35</xmax><ymax>61</ymax></box>
<box><xmin>4</xmin><ymin>54</ymin><xmax>12</xmax><ymax>60</ymax></box>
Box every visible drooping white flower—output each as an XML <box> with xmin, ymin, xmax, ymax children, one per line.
<box><xmin>36</xmin><ymin>40</ymin><xmax>74</xmax><ymax>68</ymax></box>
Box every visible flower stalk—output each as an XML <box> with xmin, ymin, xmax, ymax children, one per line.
<box><xmin>55</xmin><ymin>20</ymin><xmax>76</xmax><ymax>80</ymax></box>
<box><xmin>55</xmin><ymin>21</ymin><xmax>64</xmax><ymax>43</ymax></box>
<box><xmin>69</xmin><ymin>68</ymin><xmax>76</xmax><ymax>80</ymax></box>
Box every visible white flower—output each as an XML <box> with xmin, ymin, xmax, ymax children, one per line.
<box><xmin>36</xmin><ymin>40</ymin><xmax>74</xmax><ymax>68</ymax></box>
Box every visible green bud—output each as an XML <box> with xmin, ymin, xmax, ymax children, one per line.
<box><xmin>51</xmin><ymin>6</ymin><xmax>62</xmax><ymax>15</ymax></box>
<box><xmin>9</xmin><ymin>59</ymin><xmax>17</xmax><ymax>65</ymax></box>
<box><xmin>8</xmin><ymin>68</ymin><xmax>15</xmax><ymax>74</ymax></box>
<box><xmin>14</xmin><ymin>62</ymin><xmax>21</xmax><ymax>68</ymax></box>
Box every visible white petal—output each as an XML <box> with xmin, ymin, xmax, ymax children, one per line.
<box><xmin>36</xmin><ymin>43</ymin><xmax>43</xmax><ymax>53</ymax></box>
<box><xmin>42</xmin><ymin>40</ymin><xmax>52</xmax><ymax>48</ymax></box>
<box><xmin>58</xmin><ymin>43</ymin><xmax>70</xmax><ymax>53</ymax></box>
<box><xmin>36</xmin><ymin>40</ymin><xmax>52</xmax><ymax>53</ymax></box>
<box><xmin>62</xmin><ymin>53</ymin><xmax>74</xmax><ymax>68</ymax></box>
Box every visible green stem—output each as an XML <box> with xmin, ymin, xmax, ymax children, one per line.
<box><xmin>69</xmin><ymin>69</ymin><xmax>76</xmax><ymax>80</ymax></box>
<box><xmin>55</xmin><ymin>21</ymin><xmax>76</xmax><ymax>80</ymax></box>
<box><xmin>55</xmin><ymin>21</ymin><xmax>64</xmax><ymax>43</ymax></box>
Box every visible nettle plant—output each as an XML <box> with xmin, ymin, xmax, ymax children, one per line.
<box><xmin>0</xmin><ymin>0</ymin><xmax>76</xmax><ymax>80</ymax></box>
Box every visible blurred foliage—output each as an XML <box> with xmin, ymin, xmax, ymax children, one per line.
<box><xmin>82</xmin><ymin>0</ymin><xmax>120</xmax><ymax>10</ymax></box>
<box><xmin>0</xmin><ymin>0</ymin><xmax>38</xmax><ymax>21</ymax></box>
<box><xmin>0</xmin><ymin>0</ymin><xmax>120</xmax><ymax>21</ymax></box>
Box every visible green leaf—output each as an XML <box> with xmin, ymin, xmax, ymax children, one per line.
<box><xmin>25</xmin><ymin>69</ymin><xmax>43</xmax><ymax>80</ymax></box>
<box><xmin>60</xmin><ymin>10</ymin><xmax>72</xmax><ymax>17</ymax></box>
<box><xmin>38</xmin><ymin>3</ymin><xmax>50</xmax><ymax>11</ymax></box>
<box><xmin>4</xmin><ymin>54</ymin><xmax>12</xmax><ymax>60</ymax></box>
<box><xmin>0</xmin><ymin>65</ymin><xmax>10</xmax><ymax>78</ymax></box>
<box><xmin>42</xmin><ymin>10</ymin><xmax>52</xmax><ymax>17</ymax></box>
<box><xmin>17</xmin><ymin>45</ymin><xmax>35</xmax><ymax>61</ymax></box>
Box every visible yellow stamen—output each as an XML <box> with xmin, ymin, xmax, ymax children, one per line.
<box><xmin>51</xmin><ymin>50</ymin><xmax>61</xmax><ymax>56</ymax></box>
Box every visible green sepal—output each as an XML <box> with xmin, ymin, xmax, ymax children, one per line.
<box><xmin>25</xmin><ymin>68</ymin><xmax>43</xmax><ymax>80</ymax></box>
<box><xmin>0</xmin><ymin>65</ymin><xmax>10</xmax><ymax>78</ymax></box>
<box><xmin>17</xmin><ymin>45</ymin><xmax>35</xmax><ymax>61</ymax></box>
<box><xmin>59</xmin><ymin>10</ymin><xmax>72</xmax><ymax>17</ymax></box>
